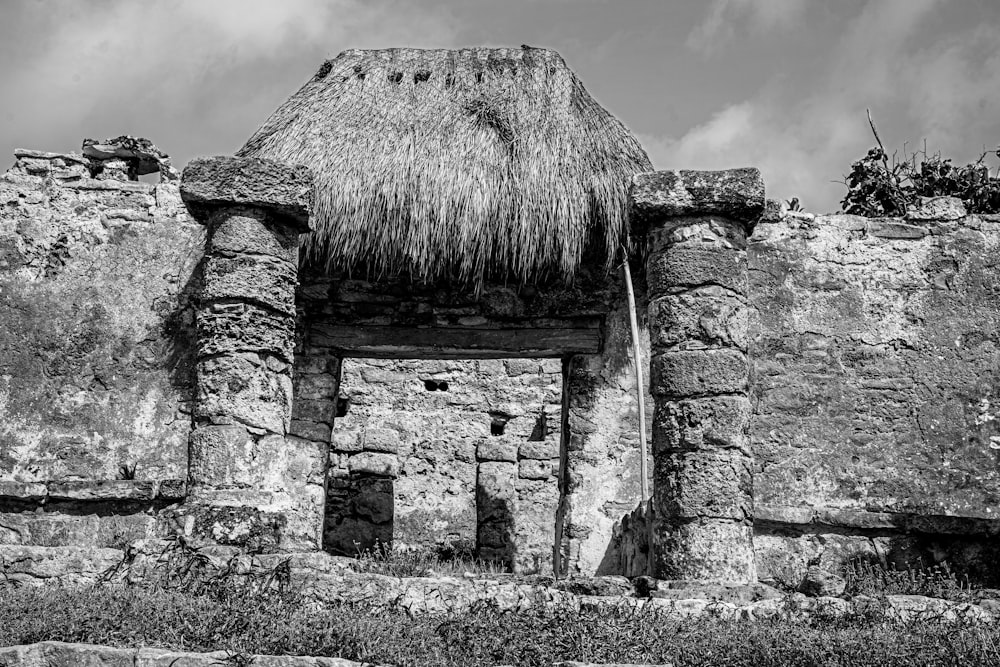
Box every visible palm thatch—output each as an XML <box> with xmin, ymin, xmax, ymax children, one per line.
<box><xmin>238</xmin><ymin>47</ymin><xmax>652</xmax><ymax>288</ymax></box>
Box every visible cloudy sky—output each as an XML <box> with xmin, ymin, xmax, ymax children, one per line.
<box><xmin>2</xmin><ymin>0</ymin><xmax>999</xmax><ymax>213</ymax></box>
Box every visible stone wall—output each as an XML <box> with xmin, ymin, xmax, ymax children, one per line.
<box><xmin>748</xmin><ymin>197</ymin><xmax>1000</xmax><ymax>585</ymax></box>
<box><xmin>0</xmin><ymin>147</ymin><xmax>201</xmax><ymax>549</ymax></box>
<box><xmin>324</xmin><ymin>357</ymin><xmax>563</xmax><ymax>573</ymax></box>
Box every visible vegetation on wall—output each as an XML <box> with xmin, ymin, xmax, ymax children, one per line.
<box><xmin>840</xmin><ymin>111</ymin><xmax>1000</xmax><ymax>217</ymax></box>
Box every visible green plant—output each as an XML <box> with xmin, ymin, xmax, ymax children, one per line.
<box><xmin>843</xmin><ymin>558</ymin><xmax>973</xmax><ymax>601</ymax></box>
<box><xmin>841</xmin><ymin>110</ymin><xmax>1000</xmax><ymax>216</ymax></box>
<box><xmin>350</xmin><ymin>539</ymin><xmax>508</xmax><ymax>577</ymax></box>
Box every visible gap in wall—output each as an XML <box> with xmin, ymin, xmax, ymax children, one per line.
<box><xmin>323</xmin><ymin>358</ymin><xmax>563</xmax><ymax>574</ymax></box>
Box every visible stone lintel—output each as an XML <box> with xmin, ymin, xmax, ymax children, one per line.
<box><xmin>631</xmin><ymin>168</ymin><xmax>765</xmax><ymax>231</ymax></box>
<box><xmin>0</xmin><ymin>479</ymin><xmax>187</xmax><ymax>502</ymax></box>
<box><xmin>180</xmin><ymin>155</ymin><xmax>314</xmax><ymax>231</ymax></box>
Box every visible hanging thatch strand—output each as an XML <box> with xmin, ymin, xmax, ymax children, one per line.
<box><xmin>238</xmin><ymin>47</ymin><xmax>652</xmax><ymax>288</ymax></box>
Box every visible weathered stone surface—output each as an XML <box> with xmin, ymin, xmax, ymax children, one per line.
<box><xmin>646</xmin><ymin>245</ymin><xmax>748</xmax><ymax>297</ymax></box>
<box><xmin>207</xmin><ymin>207</ymin><xmax>300</xmax><ymax>263</ymax></box>
<box><xmin>180</xmin><ymin>155</ymin><xmax>314</xmax><ymax>229</ymax></box>
<box><xmin>477</xmin><ymin>440</ymin><xmax>519</xmax><ymax>462</ymax></box>
<box><xmin>647</xmin><ymin>288</ymin><xmax>748</xmax><ymax>351</ymax></box>
<box><xmin>654</xmin><ymin>449</ymin><xmax>752</xmax><ymax>521</ymax></box>
<box><xmin>197</xmin><ymin>302</ymin><xmax>296</xmax><ymax>361</ymax></box>
<box><xmin>652</xmin><ymin>519</ymin><xmax>755</xmax><ymax>581</ymax></box>
<box><xmin>650</xmin><ymin>349</ymin><xmax>748</xmax><ymax>398</ymax></box>
<box><xmin>798</xmin><ymin>566</ymin><xmax>846</xmax><ymax>597</ymax></box>
<box><xmin>0</xmin><ymin>641</ymin><xmax>134</xmax><ymax>667</ymax></box>
<box><xmin>347</xmin><ymin>452</ymin><xmax>400</xmax><ymax>477</ymax></box>
<box><xmin>188</xmin><ymin>424</ymin><xmax>252</xmax><ymax>486</ymax></box>
<box><xmin>631</xmin><ymin>168</ymin><xmax>765</xmax><ymax>227</ymax></box>
<box><xmin>750</xmin><ymin>210</ymin><xmax>1000</xmax><ymax>523</ymax></box>
<box><xmin>195</xmin><ymin>353</ymin><xmax>293</xmax><ymax>434</ymax></box>
<box><xmin>83</xmin><ymin>135</ymin><xmax>176</xmax><ymax>179</ymax></box>
<box><xmin>0</xmin><ymin>545</ymin><xmax>123</xmax><ymax>585</ymax></box>
<box><xmin>652</xmin><ymin>396</ymin><xmax>751</xmax><ymax>455</ymax></box>
<box><xmin>519</xmin><ymin>459</ymin><xmax>557</xmax><ymax>480</ymax></box>
<box><xmin>0</xmin><ymin>642</ymin><xmax>374</xmax><ymax>667</ymax></box>
<box><xmin>202</xmin><ymin>254</ymin><xmax>298</xmax><ymax>316</ymax></box>
<box><xmin>906</xmin><ymin>195</ymin><xmax>966</xmax><ymax>221</ymax></box>
<box><xmin>0</xmin><ymin>157</ymin><xmax>200</xmax><ymax>483</ymax></box>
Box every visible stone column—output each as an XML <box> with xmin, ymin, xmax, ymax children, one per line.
<box><xmin>179</xmin><ymin>156</ymin><xmax>324</xmax><ymax>551</ymax></box>
<box><xmin>631</xmin><ymin>169</ymin><xmax>764</xmax><ymax>582</ymax></box>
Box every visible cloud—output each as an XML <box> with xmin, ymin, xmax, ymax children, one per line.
<box><xmin>644</xmin><ymin>0</ymin><xmax>1000</xmax><ymax>213</ymax></box>
<box><xmin>686</xmin><ymin>0</ymin><xmax>808</xmax><ymax>55</ymax></box>
<box><xmin>1</xmin><ymin>0</ymin><xmax>458</xmax><ymax>162</ymax></box>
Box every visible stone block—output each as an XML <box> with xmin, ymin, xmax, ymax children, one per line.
<box><xmin>650</xmin><ymin>349</ymin><xmax>749</xmax><ymax>398</ymax></box>
<box><xmin>362</xmin><ymin>427</ymin><xmax>400</xmax><ymax>453</ymax></box>
<box><xmin>646</xmin><ymin>245</ymin><xmax>748</xmax><ymax>297</ymax></box>
<box><xmin>906</xmin><ymin>195</ymin><xmax>966</xmax><ymax>221</ymax></box>
<box><xmin>477</xmin><ymin>461</ymin><xmax>517</xmax><ymax>506</ymax></box>
<box><xmin>202</xmin><ymin>254</ymin><xmax>298</xmax><ymax>316</ymax></box>
<box><xmin>195</xmin><ymin>354</ymin><xmax>293</xmax><ymax>434</ymax></box>
<box><xmin>518</xmin><ymin>459</ymin><xmax>556</xmax><ymax>480</ymax></box>
<box><xmin>188</xmin><ymin>424</ymin><xmax>253</xmax><ymax>486</ymax></box>
<box><xmin>347</xmin><ymin>452</ymin><xmax>399</xmax><ymax>477</ymax></box>
<box><xmin>518</xmin><ymin>440</ymin><xmax>560</xmax><ymax>460</ymax></box>
<box><xmin>289</xmin><ymin>419</ymin><xmax>332</xmax><ymax>443</ymax></box>
<box><xmin>45</xmin><ymin>480</ymin><xmax>160</xmax><ymax>501</ymax></box>
<box><xmin>208</xmin><ymin>208</ymin><xmax>300</xmax><ymax>263</ymax></box>
<box><xmin>186</xmin><ymin>504</ymin><xmax>286</xmax><ymax>552</ymax></box>
<box><xmin>653</xmin><ymin>518</ymin><xmax>756</xmax><ymax>581</ymax></box>
<box><xmin>197</xmin><ymin>303</ymin><xmax>295</xmax><ymax>361</ymax></box>
<box><xmin>631</xmin><ymin>168</ymin><xmax>765</xmax><ymax>228</ymax></box>
<box><xmin>648</xmin><ymin>288</ymin><xmax>749</xmax><ymax>351</ymax></box>
<box><xmin>654</xmin><ymin>449</ymin><xmax>753</xmax><ymax>521</ymax></box>
<box><xmin>652</xmin><ymin>395</ymin><xmax>751</xmax><ymax>455</ymax></box>
<box><xmin>0</xmin><ymin>481</ymin><xmax>47</xmax><ymax>501</ymax></box>
<box><xmin>477</xmin><ymin>440</ymin><xmax>518</xmax><ymax>462</ymax></box>
<box><xmin>180</xmin><ymin>155</ymin><xmax>314</xmax><ymax>230</ymax></box>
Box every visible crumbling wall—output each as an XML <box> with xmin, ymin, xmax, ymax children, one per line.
<box><xmin>0</xmin><ymin>147</ymin><xmax>201</xmax><ymax>548</ymax></box>
<box><xmin>748</xmin><ymin>198</ymin><xmax>1000</xmax><ymax>585</ymax></box>
<box><xmin>324</xmin><ymin>357</ymin><xmax>562</xmax><ymax>573</ymax></box>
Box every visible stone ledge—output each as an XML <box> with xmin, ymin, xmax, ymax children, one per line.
<box><xmin>0</xmin><ymin>479</ymin><xmax>187</xmax><ymax>503</ymax></box>
<box><xmin>631</xmin><ymin>169</ymin><xmax>765</xmax><ymax>229</ymax></box>
<box><xmin>756</xmin><ymin>504</ymin><xmax>1000</xmax><ymax>536</ymax></box>
<box><xmin>0</xmin><ymin>642</ymin><xmax>377</xmax><ymax>666</ymax></box>
<box><xmin>62</xmin><ymin>177</ymin><xmax>155</xmax><ymax>193</ymax></box>
<box><xmin>181</xmin><ymin>156</ymin><xmax>314</xmax><ymax>230</ymax></box>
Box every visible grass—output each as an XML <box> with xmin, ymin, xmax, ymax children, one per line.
<box><xmin>348</xmin><ymin>540</ymin><xmax>509</xmax><ymax>578</ymax></box>
<box><xmin>843</xmin><ymin>559</ymin><xmax>977</xmax><ymax>601</ymax></box>
<box><xmin>3</xmin><ymin>583</ymin><xmax>1000</xmax><ymax>666</ymax></box>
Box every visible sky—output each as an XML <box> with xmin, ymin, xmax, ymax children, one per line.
<box><xmin>1</xmin><ymin>0</ymin><xmax>999</xmax><ymax>213</ymax></box>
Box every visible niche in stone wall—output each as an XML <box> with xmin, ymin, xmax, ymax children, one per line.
<box><xmin>324</xmin><ymin>358</ymin><xmax>563</xmax><ymax>573</ymax></box>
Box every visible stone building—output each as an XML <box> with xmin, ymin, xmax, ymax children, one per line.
<box><xmin>1</xmin><ymin>47</ymin><xmax>999</xmax><ymax>587</ymax></box>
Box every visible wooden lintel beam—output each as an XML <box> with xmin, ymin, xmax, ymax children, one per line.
<box><xmin>310</xmin><ymin>325</ymin><xmax>602</xmax><ymax>359</ymax></box>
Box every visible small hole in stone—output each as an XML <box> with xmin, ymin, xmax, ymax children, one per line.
<box><xmin>475</xmin><ymin>71</ymin><xmax>484</xmax><ymax>84</ymax></box>
<box><xmin>414</xmin><ymin>69</ymin><xmax>431</xmax><ymax>84</ymax></box>
<box><xmin>444</xmin><ymin>73</ymin><xmax>455</xmax><ymax>88</ymax></box>
<box><xmin>388</xmin><ymin>71</ymin><xmax>403</xmax><ymax>84</ymax></box>
<box><xmin>438</xmin><ymin>381</ymin><xmax>449</xmax><ymax>392</ymax></box>
<box><xmin>424</xmin><ymin>380</ymin><xmax>438</xmax><ymax>391</ymax></box>
<box><xmin>336</xmin><ymin>397</ymin><xmax>349</xmax><ymax>418</ymax></box>
<box><xmin>491</xmin><ymin>420</ymin><xmax>505</xmax><ymax>436</ymax></box>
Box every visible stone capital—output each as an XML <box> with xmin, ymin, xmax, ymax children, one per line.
<box><xmin>630</xmin><ymin>168</ymin><xmax>765</xmax><ymax>232</ymax></box>
<box><xmin>180</xmin><ymin>155</ymin><xmax>314</xmax><ymax>231</ymax></box>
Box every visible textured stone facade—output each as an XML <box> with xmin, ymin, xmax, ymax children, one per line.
<box><xmin>749</xmin><ymin>197</ymin><xmax>1000</xmax><ymax>586</ymax></box>
<box><xmin>322</xmin><ymin>358</ymin><xmax>562</xmax><ymax>573</ymax></box>
<box><xmin>0</xmin><ymin>146</ymin><xmax>199</xmax><ymax>550</ymax></box>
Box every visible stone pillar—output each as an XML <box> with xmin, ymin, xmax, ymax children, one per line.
<box><xmin>631</xmin><ymin>169</ymin><xmax>764</xmax><ymax>582</ymax></box>
<box><xmin>179</xmin><ymin>156</ymin><xmax>324</xmax><ymax>551</ymax></box>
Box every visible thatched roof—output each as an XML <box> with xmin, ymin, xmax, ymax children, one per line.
<box><xmin>238</xmin><ymin>47</ymin><xmax>652</xmax><ymax>287</ymax></box>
